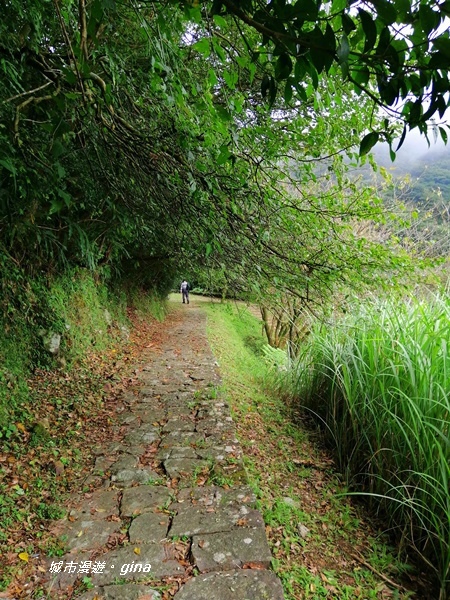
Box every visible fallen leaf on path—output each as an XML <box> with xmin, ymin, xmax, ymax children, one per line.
<box><xmin>242</xmin><ymin>562</ymin><xmax>265</xmax><ymax>570</ymax></box>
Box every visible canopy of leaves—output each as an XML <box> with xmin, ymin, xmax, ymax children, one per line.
<box><xmin>0</xmin><ymin>0</ymin><xmax>439</xmax><ymax>315</ymax></box>
<box><xmin>197</xmin><ymin>0</ymin><xmax>450</xmax><ymax>155</ymax></box>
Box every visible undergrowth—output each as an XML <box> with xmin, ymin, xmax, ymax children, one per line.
<box><xmin>275</xmin><ymin>294</ymin><xmax>450</xmax><ymax>599</ymax></box>
<box><xmin>204</xmin><ymin>298</ymin><xmax>424</xmax><ymax>600</ymax></box>
<box><xmin>0</xmin><ymin>265</ymin><xmax>168</xmax><ymax>592</ymax></box>
<box><xmin>0</xmin><ymin>263</ymin><xmax>167</xmax><ymax>435</ymax></box>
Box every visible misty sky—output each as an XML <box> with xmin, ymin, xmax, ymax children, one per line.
<box><xmin>374</xmin><ymin>127</ymin><xmax>449</xmax><ymax>171</ymax></box>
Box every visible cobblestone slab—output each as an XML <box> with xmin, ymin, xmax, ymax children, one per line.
<box><xmin>191</xmin><ymin>528</ymin><xmax>273</xmax><ymax>572</ymax></box>
<box><xmin>169</xmin><ymin>501</ymin><xmax>264</xmax><ymax>537</ymax></box>
<box><xmin>120</xmin><ymin>486</ymin><xmax>173</xmax><ymax>517</ymax></box>
<box><xmin>76</xmin><ymin>584</ymin><xmax>162</xmax><ymax>599</ymax></box>
<box><xmin>172</xmin><ymin>569</ymin><xmax>285</xmax><ymax>600</ymax></box>
<box><xmin>128</xmin><ymin>512</ymin><xmax>170</xmax><ymax>543</ymax></box>
<box><xmin>65</xmin><ymin>519</ymin><xmax>120</xmax><ymax>552</ymax></box>
<box><xmin>163</xmin><ymin>457</ymin><xmax>210</xmax><ymax>479</ymax></box>
<box><xmin>90</xmin><ymin>543</ymin><xmax>186</xmax><ymax>585</ymax></box>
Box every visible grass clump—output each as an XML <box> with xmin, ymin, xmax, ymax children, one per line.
<box><xmin>129</xmin><ymin>288</ymin><xmax>168</xmax><ymax>322</ymax></box>
<box><xmin>280</xmin><ymin>294</ymin><xmax>450</xmax><ymax>599</ymax></box>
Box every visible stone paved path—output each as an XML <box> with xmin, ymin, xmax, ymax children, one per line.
<box><xmin>46</xmin><ymin>305</ymin><xmax>285</xmax><ymax>599</ymax></box>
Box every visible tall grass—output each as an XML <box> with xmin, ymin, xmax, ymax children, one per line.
<box><xmin>284</xmin><ymin>295</ymin><xmax>450</xmax><ymax>599</ymax></box>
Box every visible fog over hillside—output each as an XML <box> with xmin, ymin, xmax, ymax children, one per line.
<box><xmin>373</xmin><ymin>129</ymin><xmax>450</xmax><ymax>175</ymax></box>
<box><xmin>362</xmin><ymin>126</ymin><xmax>450</xmax><ymax>217</ymax></box>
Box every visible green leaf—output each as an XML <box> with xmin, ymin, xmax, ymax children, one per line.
<box><xmin>379</xmin><ymin>79</ymin><xmax>398</xmax><ymax>105</ymax></box>
<box><xmin>208</xmin><ymin>68</ymin><xmax>218</xmax><ymax>87</ymax></box>
<box><xmin>215</xmin><ymin>105</ymin><xmax>231</xmax><ymax>121</ymax></box>
<box><xmin>393</xmin><ymin>0</ymin><xmax>410</xmax><ymax>21</ymax></box>
<box><xmin>62</xmin><ymin>68</ymin><xmax>77</xmax><ymax>85</ymax></box>
<box><xmin>359</xmin><ymin>10</ymin><xmax>377</xmax><ymax>53</ymax></box>
<box><xmin>49</xmin><ymin>199</ymin><xmax>64</xmax><ymax>215</ymax></box>
<box><xmin>433</xmin><ymin>37</ymin><xmax>450</xmax><ymax>58</ymax></box>
<box><xmin>223</xmin><ymin>70</ymin><xmax>237</xmax><ymax>89</ymax></box>
<box><xmin>331</xmin><ymin>0</ymin><xmax>347</xmax><ymax>13</ymax></box>
<box><xmin>292</xmin><ymin>0</ymin><xmax>318</xmax><ymax>20</ymax></box>
<box><xmin>359</xmin><ymin>132</ymin><xmax>379</xmax><ymax>156</ymax></box>
<box><xmin>324</xmin><ymin>24</ymin><xmax>336</xmax><ymax>51</ymax></box>
<box><xmin>0</xmin><ymin>159</ymin><xmax>17</xmax><ymax>175</ymax></box>
<box><xmin>284</xmin><ymin>80</ymin><xmax>293</xmax><ymax>103</ymax></box>
<box><xmin>262</xmin><ymin>74</ymin><xmax>277</xmax><ymax>105</ymax></box>
<box><xmin>337</xmin><ymin>34</ymin><xmax>349</xmax><ymax>65</ymax></box>
<box><xmin>376</xmin><ymin>26</ymin><xmax>391</xmax><ymax>53</ymax></box>
<box><xmin>419</xmin><ymin>3</ymin><xmax>440</xmax><ymax>34</ymax></box>
<box><xmin>217</xmin><ymin>145</ymin><xmax>231</xmax><ymax>165</ymax></box>
<box><xmin>275</xmin><ymin>54</ymin><xmax>293</xmax><ymax>81</ymax></box>
<box><xmin>58</xmin><ymin>188</ymin><xmax>71</xmax><ymax>207</ymax></box>
<box><xmin>193</xmin><ymin>38</ymin><xmax>210</xmax><ymax>57</ymax></box>
<box><xmin>428</xmin><ymin>50</ymin><xmax>450</xmax><ymax>69</ymax></box>
<box><xmin>408</xmin><ymin>99</ymin><xmax>422</xmax><ymax>124</ymax></box>
<box><xmin>56</xmin><ymin>163</ymin><xmax>66</xmax><ymax>179</ymax></box>
<box><xmin>395</xmin><ymin>124</ymin><xmax>407</xmax><ymax>151</ymax></box>
<box><xmin>52</xmin><ymin>141</ymin><xmax>65</xmax><ymax>159</ymax></box>
<box><xmin>341</xmin><ymin>13</ymin><xmax>356</xmax><ymax>34</ymax></box>
<box><xmin>261</xmin><ymin>74</ymin><xmax>270</xmax><ymax>98</ymax></box>
<box><xmin>352</xmin><ymin>67</ymin><xmax>370</xmax><ymax>88</ymax></box>
<box><xmin>294</xmin><ymin>58</ymin><xmax>307</xmax><ymax>80</ymax></box>
<box><xmin>293</xmin><ymin>81</ymin><xmax>308</xmax><ymax>101</ymax></box>
<box><xmin>309</xmin><ymin>49</ymin><xmax>330</xmax><ymax>75</ymax></box>
<box><xmin>268</xmin><ymin>76</ymin><xmax>277</xmax><ymax>106</ymax></box>
<box><xmin>373</xmin><ymin>0</ymin><xmax>397</xmax><ymax>25</ymax></box>
<box><xmin>213</xmin><ymin>14</ymin><xmax>228</xmax><ymax>28</ymax></box>
<box><xmin>212</xmin><ymin>37</ymin><xmax>226</xmax><ymax>61</ymax></box>
<box><xmin>441</xmin><ymin>0</ymin><xmax>450</xmax><ymax>15</ymax></box>
<box><xmin>306</xmin><ymin>59</ymin><xmax>319</xmax><ymax>88</ymax></box>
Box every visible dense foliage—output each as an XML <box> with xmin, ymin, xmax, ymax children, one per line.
<box><xmin>1</xmin><ymin>2</ymin><xmax>449</xmax><ymax>594</ymax></box>
<box><xmin>1</xmin><ymin>0</ymin><xmax>446</xmax><ymax>302</ymax></box>
<box><xmin>198</xmin><ymin>0</ymin><xmax>450</xmax><ymax>156</ymax></box>
<box><xmin>2</xmin><ymin>0</ymin><xmax>447</xmax><ymax>422</ymax></box>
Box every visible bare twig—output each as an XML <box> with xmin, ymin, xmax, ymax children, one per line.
<box><xmin>53</xmin><ymin>0</ymin><xmax>86</xmax><ymax>102</ymax></box>
<box><xmin>14</xmin><ymin>84</ymin><xmax>61</xmax><ymax>138</ymax></box>
<box><xmin>5</xmin><ymin>81</ymin><xmax>53</xmax><ymax>103</ymax></box>
<box><xmin>79</xmin><ymin>0</ymin><xmax>89</xmax><ymax>61</ymax></box>
<box><xmin>350</xmin><ymin>552</ymin><xmax>408</xmax><ymax>592</ymax></box>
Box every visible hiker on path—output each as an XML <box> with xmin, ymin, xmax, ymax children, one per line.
<box><xmin>180</xmin><ymin>280</ymin><xmax>190</xmax><ymax>304</ymax></box>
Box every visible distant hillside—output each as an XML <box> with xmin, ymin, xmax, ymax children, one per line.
<box><xmin>372</xmin><ymin>136</ymin><xmax>450</xmax><ymax>204</ymax></box>
<box><xmin>408</xmin><ymin>151</ymin><xmax>450</xmax><ymax>204</ymax></box>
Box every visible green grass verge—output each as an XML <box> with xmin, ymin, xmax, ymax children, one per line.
<box><xmin>204</xmin><ymin>299</ymin><xmax>418</xmax><ymax>600</ymax></box>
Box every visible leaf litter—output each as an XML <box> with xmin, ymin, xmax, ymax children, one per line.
<box><xmin>0</xmin><ymin>307</ymin><xmax>177</xmax><ymax>598</ymax></box>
